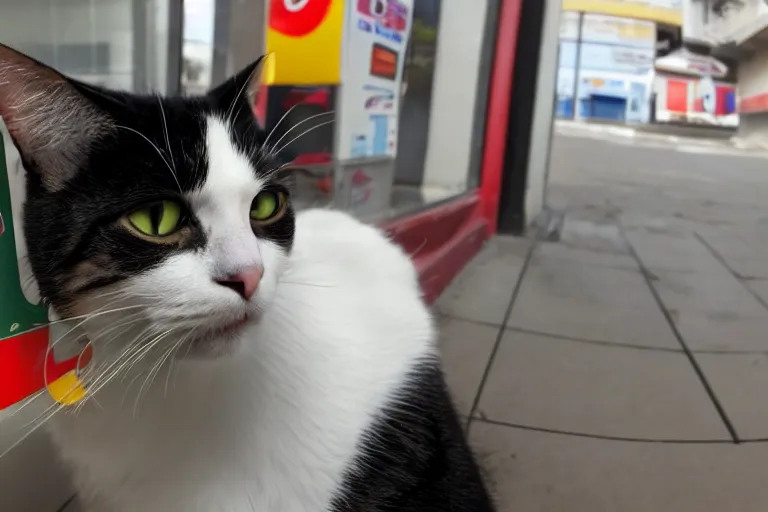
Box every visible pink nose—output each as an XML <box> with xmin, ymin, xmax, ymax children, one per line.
<box><xmin>215</xmin><ymin>267</ymin><xmax>263</xmax><ymax>301</ymax></box>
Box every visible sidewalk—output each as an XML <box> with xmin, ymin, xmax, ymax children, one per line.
<box><xmin>555</xmin><ymin>119</ymin><xmax>768</xmax><ymax>155</ymax></box>
<box><xmin>433</xmin><ymin>133</ymin><xmax>768</xmax><ymax>510</ymax></box>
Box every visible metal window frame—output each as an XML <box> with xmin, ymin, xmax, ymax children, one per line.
<box><xmin>132</xmin><ymin>0</ymin><xmax>184</xmax><ymax>95</ymax></box>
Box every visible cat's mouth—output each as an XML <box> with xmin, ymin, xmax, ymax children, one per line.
<box><xmin>184</xmin><ymin>313</ymin><xmax>251</xmax><ymax>356</ymax></box>
<box><xmin>176</xmin><ymin>314</ymin><xmax>251</xmax><ymax>358</ymax></box>
<box><xmin>215</xmin><ymin>314</ymin><xmax>250</xmax><ymax>335</ymax></box>
<box><xmin>206</xmin><ymin>313</ymin><xmax>251</xmax><ymax>339</ymax></box>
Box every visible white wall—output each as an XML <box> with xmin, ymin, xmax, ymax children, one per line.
<box><xmin>701</xmin><ymin>0</ymin><xmax>768</xmax><ymax>47</ymax></box>
<box><xmin>421</xmin><ymin>0</ymin><xmax>490</xmax><ymax>200</ymax></box>
<box><xmin>738</xmin><ymin>46</ymin><xmax>768</xmax><ymax>98</ymax></box>
<box><xmin>525</xmin><ymin>0</ymin><xmax>563</xmax><ymax>225</ymax></box>
<box><xmin>682</xmin><ymin>0</ymin><xmax>707</xmax><ymax>43</ymax></box>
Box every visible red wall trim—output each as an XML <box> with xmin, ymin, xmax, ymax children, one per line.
<box><xmin>739</xmin><ymin>92</ymin><xmax>768</xmax><ymax>114</ymax></box>
<box><xmin>479</xmin><ymin>0</ymin><xmax>523</xmax><ymax>236</ymax></box>
<box><xmin>383</xmin><ymin>193</ymin><xmax>487</xmax><ymax>304</ymax></box>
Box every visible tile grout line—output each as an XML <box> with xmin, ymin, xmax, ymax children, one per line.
<box><xmin>472</xmin><ymin>417</ymin><xmax>735</xmax><ymax>445</ymax></box>
<box><xmin>465</xmin><ymin>242</ymin><xmax>536</xmax><ymax>435</ymax></box>
<box><xmin>56</xmin><ymin>494</ymin><xmax>76</xmax><ymax>512</ymax></box>
<box><xmin>693</xmin><ymin>232</ymin><xmax>768</xmax><ymax>313</ymax></box>
<box><xmin>620</xmin><ymin>227</ymin><xmax>741</xmax><ymax>444</ymax></box>
<box><xmin>439</xmin><ymin>312</ymin><xmax>768</xmax><ymax>356</ymax></box>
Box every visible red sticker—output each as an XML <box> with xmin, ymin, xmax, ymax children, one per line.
<box><xmin>269</xmin><ymin>0</ymin><xmax>333</xmax><ymax>38</ymax></box>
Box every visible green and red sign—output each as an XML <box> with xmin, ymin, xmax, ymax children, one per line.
<box><xmin>0</xmin><ymin>137</ymin><xmax>82</xmax><ymax>409</ymax></box>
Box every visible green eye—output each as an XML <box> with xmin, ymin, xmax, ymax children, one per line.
<box><xmin>250</xmin><ymin>191</ymin><xmax>283</xmax><ymax>222</ymax></box>
<box><xmin>127</xmin><ymin>200</ymin><xmax>183</xmax><ymax>237</ymax></box>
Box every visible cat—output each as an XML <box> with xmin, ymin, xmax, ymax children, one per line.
<box><xmin>0</xmin><ymin>44</ymin><xmax>495</xmax><ymax>512</ymax></box>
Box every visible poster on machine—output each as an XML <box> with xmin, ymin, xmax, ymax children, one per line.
<box><xmin>336</xmin><ymin>0</ymin><xmax>414</xmax><ymax>160</ymax></box>
<box><xmin>264</xmin><ymin>0</ymin><xmax>345</xmax><ymax>85</ymax></box>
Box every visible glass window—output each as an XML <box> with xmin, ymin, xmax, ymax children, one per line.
<box><xmin>0</xmin><ymin>0</ymin><xmax>174</xmax><ymax>94</ymax></box>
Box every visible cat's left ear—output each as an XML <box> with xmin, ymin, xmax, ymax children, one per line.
<box><xmin>207</xmin><ymin>55</ymin><xmax>270</xmax><ymax>122</ymax></box>
<box><xmin>0</xmin><ymin>44</ymin><xmax>115</xmax><ymax>192</ymax></box>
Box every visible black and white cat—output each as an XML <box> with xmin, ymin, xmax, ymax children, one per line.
<box><xmin>0</xmin><ymin>45</ymin><xmax>494</xmax><ymax>511</ymax></box>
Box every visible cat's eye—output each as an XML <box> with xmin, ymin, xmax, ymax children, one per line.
<box><xmin>126</xmin><ymin>200</ymin><xmax>184</xmax><ymax>237</ymax></box>
<box><xmin>250</xmin><ymin>191</ymin><xmax>285</xmax><ymax>224</ymax></box>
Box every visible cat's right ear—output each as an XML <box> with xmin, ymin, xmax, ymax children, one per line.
<box><xmin>207</xmin><ymin>54</ymin><xmax>271</xmax><ymax>125</ymax></box>
<box><xmin>0</xmin><ymin>44</ymin><xmax>114</xmax><ymax>191</ymax></box>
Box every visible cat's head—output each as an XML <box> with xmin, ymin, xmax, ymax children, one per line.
<box><xmin>0</xmin><ymin>44</ymin><xmax>295</xmax><ymax>358</ymax></box>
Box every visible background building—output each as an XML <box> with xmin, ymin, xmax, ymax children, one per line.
<box><xmin>683</xmin><ymin>0</ymin><xmax>768</xmax><ymax>138</ymax></box>
<box><xmin>556</xmin><ymin>0</ymin><xmax>682</xmax><ymax>123</ymax></box>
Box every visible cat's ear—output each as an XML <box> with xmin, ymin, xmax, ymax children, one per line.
<box><xmin>207</xmin><ymin>55</ymin><xmax>270</xmax><ymax>121</ymax></box>
<box><xmin>0</xmin><ymin>44</ymin><xmax>114</xmax><ymax>191</ymax></box>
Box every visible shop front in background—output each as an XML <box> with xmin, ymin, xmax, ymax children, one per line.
<box><xmin>653</xmin><ymin>48</ymin><xmax>738</xmax><ymax>128</ymax></box>
<box><xmin>556</xmin><ymin>11</ymin><xmax>656</xmax><ymax>124</ymax></box>
<box><xmin>198</xmin><ymin>0</ymin><xmax>499</xmax><ymax>224</ymax></box>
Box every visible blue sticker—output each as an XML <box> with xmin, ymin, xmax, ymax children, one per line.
<box><xmin>375</xmin><ymin>24</ymin><xmax>402</xmax><ymax>43</ymax></box>
<box><xmin>351</xmin><ymin>135</ymin><xmax>369</xmax><ymax>158</ymax></box>
<box><xmin>358</xmin><ymin>19</ymin><xmax>372</xmax><ymax>32</ymax></box>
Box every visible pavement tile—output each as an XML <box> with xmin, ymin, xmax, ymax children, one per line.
<box><xmin>437</xmin><ymin>317</ymin><xmax>498</xmax><ymax>416</ymax></box>
<box><xmin>668</xmin><ymin>310</ymin><xmax>768</xmax><ymax>352</ymax></box>
<box><xmin>697</xmin><ymin>229</ymin><xmax>768</xmax><ymax>279</ymax></box>
<box><xmin>626</xmin><ymin>232</ymin><xmax>768</xmax><ymax>352</ymax></box>
<box><xmin>697</xmin><ymin>353</ymin><xmax>768</xmax><ymax>440</ymax></box>
<box><xmin>476</xmin><ymin>331</ymin><xmax>729</xmax><ymax>440</ymax></box>
<box><xmin>435</xmin><ymin>236</ymin><xmax>530</xmax><ymax>326</ymax></box>
<box><xmin>557</xmin><ymin>219</ymin><xmax>630</xmax><ymax>254</ymax></box>
<box><xmin>470</xmin><ymin>421</ymin><xmax>768</xmax><ymax>512</ymax></box>
<box><xmin>648</xmin><ymin>270</ymin><xmax>768</xmax><ymax>352</ymax></box>
<box><xmin>746</xmin><ymin>279</ymin><xmax>768</xmax><ymax>306</ymax></box>
<box><xmin>650</xmin><ymin>270</ymin><xmax>766</xmax><ymax>316</ymax></box>
<box><xmin>61</xmin><ymin>498</ymin><xmax>81</xmax><ymax>512</ymax></box>
<box><xmin>507</xmin><ymin>254</ymin><xmax>679</xmax><ymax>349</ymax></box>
<box><xmin>534</xmin><ymin>241</ymin><xmax>638</xmax><ymax>270</ymax></box>
<box><xmin>624</xmin><ymin>230</ymin><xmax>725</xmax><ymax>275</ymax></box>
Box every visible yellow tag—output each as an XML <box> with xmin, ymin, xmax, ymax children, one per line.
<box><xmin>46</xmin><ymin>371</ymin><xmax>87</xmax><ymax>406</ymax></box>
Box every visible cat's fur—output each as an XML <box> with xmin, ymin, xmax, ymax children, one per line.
<box><xmin>0</xmin><ymin>45</ymin><xmax>494</xmax><ymax>511</ymax></box>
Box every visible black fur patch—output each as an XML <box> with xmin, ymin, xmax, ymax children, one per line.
<box><xmin>331</xmin><ymin>362</ymin><xmax>496</xmax><ymax>511</ymax></box>
<box><xmin>16</xmin><ymin>65</ymin><xmax>294</xmax><ymax>312</ymax></box>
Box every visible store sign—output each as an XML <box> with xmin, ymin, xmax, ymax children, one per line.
<box><xmin>612</xmin><ymin>47</ymin><xmax>654</xmax><ymax>67</ymax></box>
<box><xmin>582</xmin><ymin>13</ymin><xmax>656</xmax><ymax>48</ymax></box>
<box><xmin>581</xmin><ymin>77</ymin><xmax>627</xmax><ymax>98</ymax></box>
<box><xmin>686</xmin><ymin>58</ymin><xmax>728</xmax><ymax>77</ymax></box>
<box><xmin>579</xmin><ymin>42</ymin><xmax>654</xmax><ymax>73</ymax></box>
<box><xmin>264</xmin><ymin>0</ymin><xmax>345</xmax><ymax>85</ymax></box>
<box><xmin>337</xmin><ymin>0</ymin><xmax>414</xmax><ymax>160</ymax></box>
<box><xmin>655</xmin><ymin>48</ymin><xmax>728</xmax><ymax>78</ymax></box>
<box><xmin>0</xmin><ymin>130</ymin><xmax>93</xmax><ymax>410</ymax></box>
<box><xmin>562</xmin><ymin>0</ymin><xmax>682</xmax><ymax>25</ymax></box>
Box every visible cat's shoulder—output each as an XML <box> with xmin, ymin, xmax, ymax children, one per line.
<box><xmin>292</xmin><ymin>208</ymin><xmax>417</xmax><ymax>283</ymax></box>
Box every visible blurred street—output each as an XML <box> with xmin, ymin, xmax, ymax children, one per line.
<box><xmin>435</xmin><ymin>129</ymin><xmax>768</xmax><ymax>510</ymax></box>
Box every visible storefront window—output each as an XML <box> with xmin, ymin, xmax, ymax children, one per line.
<box><xmin>393</xmin><ymin>0</ymin><xmax>497</xmax><ymax>212</ymax></box>
<box><xmin>0</xmin><ymin>0</ymin><xmax>175</xmax><ymax>94</ymax></box>
<box><xmin>182</xmin><ymin>0</ymin><xmax>499</xmax><ymax>221</ymax></box>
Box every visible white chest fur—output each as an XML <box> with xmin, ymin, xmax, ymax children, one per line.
<box><xmin>47</xmin><ymin>210</ymin><xmax>435</xmax><ymax>512</ymax></box>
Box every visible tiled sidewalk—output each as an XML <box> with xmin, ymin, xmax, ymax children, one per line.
<box><xmin>435</xmin><ymin>228</ymin><xmax>768</xmax><ymax>511</ymax></box>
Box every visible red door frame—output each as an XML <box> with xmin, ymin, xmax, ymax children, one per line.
<box><xmin>384</xmin><ymin>0</ymin><xmax>523</xmax><ymax>303</ymax></box>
